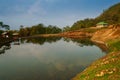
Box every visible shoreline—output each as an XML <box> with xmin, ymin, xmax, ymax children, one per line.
<box><xmin>1</xmin><ymin>26</ymin><xmax>120</xmax><ymax>80</ymax></box>
<box><xmin>72</xmin><ymin>26</ymin><xmax>120</xmax><ymax>80</ymax></box>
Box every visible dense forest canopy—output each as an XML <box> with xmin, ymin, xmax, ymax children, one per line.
<box><xmin>19</xmin><ymin>24</ymin><xmax>62</xmax><ymax>37</ymax></box>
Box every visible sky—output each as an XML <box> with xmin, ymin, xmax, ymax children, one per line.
<box><xmin>0</xmin><ymin>0</ymin><xmax>120</xmax><ymax>30</ymax></box>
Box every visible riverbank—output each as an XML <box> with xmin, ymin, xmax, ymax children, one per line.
<box><xmin>32</xmin><ymin>28</ymin><xmax>99</xmax><ymax>39</ymax></box>
<box><xmin>1</xmin><ymin>25</ymin><xmax>119</xmax><ymax>80</ymax></box>
<box><xmin>72</xmin><ymin>25</ymin><xmax>120</xmax><ymax>80</ymax></box>
<box><xmin>31</xmin><ymin>25</ymin><xmax>120</xmax><ymax>79</ymax></box>
<box><xmin>72</xmin><ymin>51</ymin><xmax>120</xmax><ymax>80</ymax></box>
<box><xmin>0</xmin><ymin>37</ymin><xmax>13</xmax><ymax>47</ymax></box>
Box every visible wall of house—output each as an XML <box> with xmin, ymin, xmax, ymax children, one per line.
<box><xmin>97</xmin><ymin>24</ymin><xmax>108</xmax><ymax>28</ymax></box>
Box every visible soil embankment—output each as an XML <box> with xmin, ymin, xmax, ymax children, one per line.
<box><xmin>91</xmin><ymin>25</ymin><xmax>120</xmax><ymax>43</ymax></box>
<box><xmin>32</xmin><ymin>28</ymin><xmax>95</xmax><ymax>39</ymax></box>
<box><xmin>60</xmin><ymin>30</ymin><xmax>93</xmax><ymax>38</ymax></box>
<box><xmin>72</xmin><ymin>25</ymin><xmax>120</xmax><ymax>80</ymax></box>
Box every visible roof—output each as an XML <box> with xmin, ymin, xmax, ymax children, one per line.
<box><xmin>97</xmin><ymin>22</ymin><xmax>108</xmax><ymax>25</ymax></box>
<box><xmin>2</xmin><ymin>32</ymin><xmax>8</xmax><ymax>35</ymax></box>
<box><xmin>12</xmin><ymin>33</ymin><xmax>19</xmax><ymax>36</ymax></box>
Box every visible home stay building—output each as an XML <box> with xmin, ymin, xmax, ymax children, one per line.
<box><xmin>96</xmin><ymin>22</ymin><xmax>108</xmax><ymax>28</ymax></box>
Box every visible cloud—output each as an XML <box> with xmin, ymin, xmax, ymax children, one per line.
<box><xmin>1</xmin><ymin>0</ymin><xmax>115</xmax><ymax>30</ymax></box>
<box><xmin>27</xmin><ymin>0</ymin><xmax>46</xmax><ymax>16</ymax></box>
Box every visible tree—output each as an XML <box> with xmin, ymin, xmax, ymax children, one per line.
<box><xmin>63</xmin><ymin>26</ymin><xmax>70</xmax><ymax>32</ymax></box>
<box><xmin>3</xmin><ymin>25</ymin><xmax>10</xmax><ymax>30</ymax></box>
<box><xmin>0</xmin><ymin>21</ymin><xmax>10</xmax><ymax>30</ymax></box>
<box><xmin>0</xmin><ymin>22</ymin><xmax>3</xmax><ymax>29</ymax></box>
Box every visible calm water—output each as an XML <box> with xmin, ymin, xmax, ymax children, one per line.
<box><xmin>0</xmin><ymin>37</ymin><xmax>106</xmax><ymax>80</ymax></box>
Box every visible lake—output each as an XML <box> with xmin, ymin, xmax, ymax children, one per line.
<box><xmin>0</xmin><ymin>37</ymin><xmax>106</xmax><ymax>80</ymax></box>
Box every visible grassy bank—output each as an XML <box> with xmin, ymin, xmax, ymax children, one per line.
<box><xmin>107</xmin><ymin>39</ymin><xmax>120</xmax><ymax>52</ymax></box>
<box><xmin>72</xmin><ymin>39</ymin><xmax>120</xmax><ymax>80</ymax></box>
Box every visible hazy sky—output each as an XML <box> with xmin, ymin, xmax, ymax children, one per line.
<box><xmin>0</xmin><ymin>0</ymin><xmax>119</xmax><ymax>29</ymax></box>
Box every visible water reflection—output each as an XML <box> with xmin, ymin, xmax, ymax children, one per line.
<box><xmin>0</xmin><ymin>37</ymin><xmax>108</xmax><ymax>54</ymax></box>
<box><xmin>63</xmin><ymin>37</ymin><xmax>94</xmax><ymax>47</ymax></box>
<box><xmin>20</xmin><ymin>37</ymin><xmax>94</xmax><ymax>47</ymax></box>
<box><xmin>21</xmin><ymin>37</ymin><xmax>62</xmax><ymax>45</ymax></box>
<box><xmin>63</xmin><ymin>38</ymin><xmax>108</xmax><ymax>53</ymax></box>
<box><xmin>94</xmin><ymin>42</ymin><xmax>109</xmax><ymax>53</ymax></box>
<box><xmin>13</xmin><ymin>39</ymin><xmax>20</xmax><ymax>45</ymax></box>
<box><xmin>0</xmin><ymin>37</ymin><xmax>106</xmax><ymax>80</ymax></box>
<box><xmin>0</xmin><ymin>43</ymin><xmax>11</xmax><ymax>54</ymax></box>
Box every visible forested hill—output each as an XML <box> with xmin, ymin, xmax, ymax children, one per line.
<box><xmin>96</xmin><ymin>2</ymin><xmax>120</xmax><ymax>24</ymax></box>
<box><xmin>69</xmin><ymin>2</ymin><xmax>120</xmax><ymax>31</ymax></box>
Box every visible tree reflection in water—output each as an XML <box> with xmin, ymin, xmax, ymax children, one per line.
<box><xmin>0</xmin><ymin>37</ymin><xmax>107</xmax><ymax>80</ymax></box>
<box><xmin>0</xmin><ymin>37</ymin><xmax>108</xmax><ymax>54</ymax></box>
<box><xmin>63</xmin><ymin>37</ymin><xmax>108</xmax><ymax>53</ymax></box>
<box><xmin>20</xmin><ymin>37</ymin><xmax>62</xmax><ymax>45</ymax></box>
<box><xmin>0</xmin><ymin>43</ymin><xmax>11</xmax><ymax>54</ymax></box>
<box><xmin>63</xmin><ymin>37</ymin><xmax>94</xmax><ymax>46</ymax></box>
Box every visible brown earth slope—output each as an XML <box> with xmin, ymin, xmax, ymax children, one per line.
<box><xmin>72</xmin><ymin>25</ymin><xmax>120</xmax><ymax>80</ymax></box>
<box><xmin>91</xmin><ymin>25</ymin><xmax>120</xmax><ymax>43</ymax></box>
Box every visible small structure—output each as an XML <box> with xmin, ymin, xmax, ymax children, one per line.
<box><xmin>96</xmin><ymin>22</ymin><xmax>108</xmax><ymax>28</ymax></box>
<box><xmin>2</xmin><ymin>32</ymin><xmax>9</xmax><ymax>38</ymax></box>
<box><xmin>12</xmin><ymin>33</ymin><xmax>19</xmax><ymax>40</ymax></box>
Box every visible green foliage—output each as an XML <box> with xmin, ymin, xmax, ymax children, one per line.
<box><xmin>70</xmin><ymin>18</ymin><xmax>96</xmax><ymax>31</ymax></box>
<box><xmin>63</xmin><ymin>26</ymin><xmax>71</xmax><ymax>32</ymax></box>
<box><xmin>0</xmin><ymin>30</ymin><xmax>3</xmax><ymax>35</ymax></box>
<box><xmin>70</xmin><ymin>2</ymin><xmax>120</xmax><ymax>31</ymax></box>
<box><xmin>2</xmin><ymin>25</ymin><xmax>10</xmax><ymax>30</ymax></box>
<box><xmin>107</xmin><ymin>39</ymin><xmax>120</xmax><ymax>52</ymax></box>
<box><xmin>0</xmin><ymin>22</ymin><xmax>3</xmax><ymax>27</ymax></box>
<box><xmin>73</xmin><ymin>49</ymin><xmax>120</xmax><ymax>80</ymax></box>
<box><xmin>0</xmin><ymin>21</ymin><xmax>10</xmax><ymax>30</ymax></box>
<box><xmin>25</xmin><ymin>37</ymin><xmax>62</xmax><ymax>45</ymax></box>
<box><xmin>30</xmin><ymin>24</ymin><xmax>46</xmax><ymax>35</ymax></box>
<box><xmin>96</xmin><ymin>3</ymin><xmax>120</xmax><ymax>25</ymax></box>
<box><xmin>46</xmin><ymin>25</ymin><xmax>62</xmax><ymax>34</ymax></box>
<box><xmin>18</xmin><ymin>24</ymin><xmax>62</xmax><ymax>37</ymax></box>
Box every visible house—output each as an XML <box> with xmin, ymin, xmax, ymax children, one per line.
<box><xmin>2</xmin><ymin>32</ymin><xmax>9</xmax><ymax>38</ymax></box>
<box><xmin>12</xmin><ymin>32</ymin><xmax>19</xmax><ymax>39</ymax></box>
<box><xmin>96</xmin><ymin>22</ymin><xmax>108</xmax><ymax>28</ymax></box>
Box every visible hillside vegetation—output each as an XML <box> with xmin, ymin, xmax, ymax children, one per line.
<box><xmin>68</xmin><ymin>3</ymin><xmax>120</xmax><ymax>31</ymax></box>
<box><xmin>96</xmin><ymin>3</ymin><xmax>120</xmax><ymax>24</ymax></box>
<box><xmin>72</xmin><ymin>3</ymin><xmax>120</xmax><ymax>80</ymax></box>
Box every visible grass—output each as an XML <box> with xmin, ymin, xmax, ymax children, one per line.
<box><xmin>107</xmin><ymin>39</ymin><xmax>120</xmax><ymax>52</ymax></box>
<box><xmin>72</xmin><ymin>39</ymin><xmax>120</xmax><ymax>80</ymax></box>
<box><xmin>72</xmin><ymin>52</ymin><xmax>120</xmax><ymax>80</ymax></box>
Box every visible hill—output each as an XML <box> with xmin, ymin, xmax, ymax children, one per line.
<box><xmin>70</xmin><ymin>2</ymin><xmax>120</xmax><ymax>31</ymax></box>
<box><xmin>96</xmin><ymin>3</ymin><xmax>120</xmax><ymax>25</ymax></box>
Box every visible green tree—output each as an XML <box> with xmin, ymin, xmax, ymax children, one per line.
<box><xmin>3</xmin><ymin>25</ymin><xmax>10</xmax><ymax>30</ymax></box>
<box><xmin>0</xmin><ymin>22</ymin><xmax>3</xmax><ymax>28</ymax></box>
<box><xmin>63</xmin><ymin>26</ymin><xmax>70</xmax><ymax>32</ymax></box>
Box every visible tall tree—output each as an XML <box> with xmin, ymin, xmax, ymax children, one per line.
<box><xmin>0</xmin><ymin>22</ymin><xmax>3</xmax><ymax>29</ymax></box>
<box><xmin>3</xmin><ymin>25</ymin><xmax>10</xmax><ymax>30</ymax></box>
